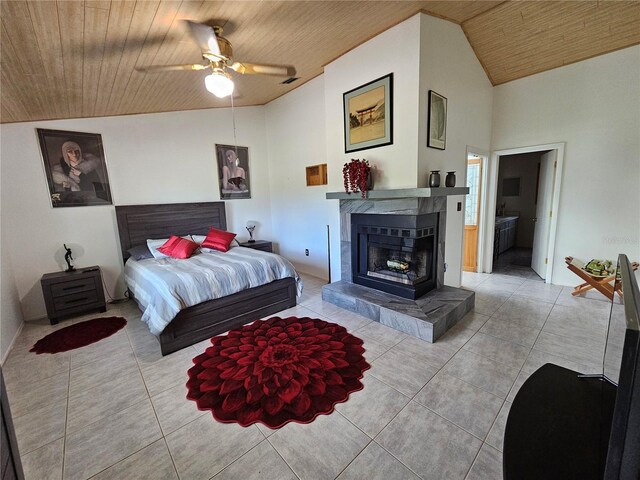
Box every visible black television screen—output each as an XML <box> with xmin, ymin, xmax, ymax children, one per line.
<box><xmin>603</xmin><ymin>262</ymin><xmax>628</xmax><ymax>384</ymax></box>
<box><xmin>603</xmin><ymin>254</ymin><xmax>640</xmax><ymax>479</ymax></box>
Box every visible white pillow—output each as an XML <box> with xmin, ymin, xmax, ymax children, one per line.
<box><xmin>190</xmin><ymin>235</ymin><xmax>206</xmax><ymax>244</ymax></box>
<box><xmin>146</xmin><ymin>238</ymin><xmax>170</xmax><ymax>259</ymax></box>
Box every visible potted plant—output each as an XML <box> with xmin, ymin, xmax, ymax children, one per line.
<box><xmin>342</xmin><ymin>159</ymin><xmax>372</xmax><ymax>198</ymax></box>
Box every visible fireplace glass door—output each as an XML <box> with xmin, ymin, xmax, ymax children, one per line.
<box><xmin>351</xmin><ymin>212</ymin><xmax>438</xmax><ymax>299</ymax></box>
<box><xmin>366</xmin><ymin>236</ymin><xmax>433</xmax><ymax>285</ymax></box>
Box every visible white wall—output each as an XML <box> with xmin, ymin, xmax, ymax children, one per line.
<box><xmin>417</xmin><ymin>14</ymin><xmax>494</xmax><ymax>286</ymax></box>
<box><xmin>492</xmin><ymin>46</ymin><xmax>640</xmax><ymax>285</ymax></box>
<box><xmin>1</xmin><ymin>127</ymin><xmax>25</xmax><ymax>361</ymax></box>
<box><xmin>324</xmin><ymin>14</ymin><xmax>422</xmax><ymax>191</ymax></box>
<box><xmin>1</xmin><ymin>219</ymin><xmax>23</xmax><ymax>362</ymax></box>
<box><xmin>264</xmin><ymin>13</ymin><xmax>494</xmax><ymax>286</ymax></box>
<box><xmin>265</xmin><ymin>75</ymin><xmax>330</xmax><ymax>279</ymax></box>
<box><xmin>0</xmin><ymin>107</ymin><xmax>272</xmax><ymax>320</ymax></box>
<box><xmin>1</xmin><ymin>133</ymin><xmax>24</xmax><ymax>361</ymax></box>
<box><xmin>323</xmin><ymin>15</ymin><xmax>422</xmax><ymax>280</ymax></box>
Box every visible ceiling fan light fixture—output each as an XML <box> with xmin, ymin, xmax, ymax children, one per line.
<box><xmin>204</xmin><ymin>70</ymin><xmax>234</xmax><ymax>98</ymax></box>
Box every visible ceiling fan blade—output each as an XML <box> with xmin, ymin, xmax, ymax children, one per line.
<box><xmin>183</xmin><ymin>20</ymin><xmax>221</xmax><ymax>56</ymax></box>
<box><xmin>135</xmin><ymin>64</ymin><xmax>209</xmax><ymax>72</ymax></box>
<box><xmin>230</xmin><ymin>62</ymin><xmax>296</xmax><ymax>77</ymax></box>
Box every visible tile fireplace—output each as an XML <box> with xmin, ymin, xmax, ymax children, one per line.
<box><xmin>323</xmin><ymin>188</ymin><xmax>475</xmax><ymax>343</ymax></box>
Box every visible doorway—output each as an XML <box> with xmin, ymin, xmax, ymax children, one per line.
<box><xmin>463</xmin><ymin>152</ymin><xmax>485</xmax><ymax>272</ymax></box>
<box><xmin>493</xmin><ymin>151</ymin><xmax>551</xmax><ymax>279</ymax></box>
<box><xmin>482</xmin><ymin>143</ymin><xmax>565</xmax><ymax>283</ymax></box>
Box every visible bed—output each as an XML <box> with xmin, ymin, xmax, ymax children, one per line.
<box><xmin>115</xmin><ymin>202</ymin><xmax>298</xmax><ymax>355</ymax></box>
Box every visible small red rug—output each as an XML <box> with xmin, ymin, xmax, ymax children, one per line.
<box><xmin>30</xmin><ymin>317</ymin><xmax>127</xmax><ymax>354</ymax></box>
<box><xmin>187</xmin><ymin>316</ymin><xmax>370</xmax><ymax>429</ymax></box>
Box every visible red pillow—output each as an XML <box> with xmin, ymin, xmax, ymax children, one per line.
<box><xmin>202</xmin><ymin>227</ymin><xmax>236</xmax><ymax>252</ymax></box>
<box><xmin>157</xmin><ymin>236</ymin><xmax>199</xmax><ymax>259</ymax></box>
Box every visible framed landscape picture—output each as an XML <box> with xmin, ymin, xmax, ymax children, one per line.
<box><xmin>216</xmin><ymin>144</ymin><xmax>251</xmax><ymax>199</ymax></box>
<box><xmin>37</xmin><ymin>129</ymin><xmax>113</xmax><ymax>208</ymax></box>
<box><xmin>427</xmin><ymin>90</ymin><xmax>447</xmax><ymax>150</ymax></box>
<box><xmin>343</xmin><ymin>73</ymin><xmax>393</xmax><ymax>153</ymax></box>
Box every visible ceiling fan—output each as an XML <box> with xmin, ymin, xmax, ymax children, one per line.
<box><xmin>136</xmin><ymin>20</ymin><xmax>297</xmax><ymax>98</ymax></box>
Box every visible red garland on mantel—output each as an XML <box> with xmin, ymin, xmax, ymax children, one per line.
<box><xmin>186</xmin><ymin>316</ymin><xmax>370</xmax><ymax>429</ymax></box>
<box><xmin>343</xmin><ymin>158</ymin><xmax>371</xmax><ymax>198</ymax></box>
<box><xmin>30</xmin><ymin>316</ymin><xmax>127</xmax><ymax>354</ymax></box>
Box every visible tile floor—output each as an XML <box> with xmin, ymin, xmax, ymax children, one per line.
<box><xmin>491</xmin><ymin>247</ymin><xmax>541</xmax><ymax>280</ymax></box>
<box><xmin>3</xmin><ymin>271</ymin><xmax>612</xmax><ymax>480</ymax></box>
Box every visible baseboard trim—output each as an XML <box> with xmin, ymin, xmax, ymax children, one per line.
<box><xmin>0</xmin><ymin>321</ymin><xmax>24</xmax><ymax>367</ymax></box>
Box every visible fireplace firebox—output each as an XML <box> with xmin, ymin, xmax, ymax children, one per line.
<box><xmin>351</xmin><ymin>213</ymin><xmax>438</xmax><ymax>299</ymax></box>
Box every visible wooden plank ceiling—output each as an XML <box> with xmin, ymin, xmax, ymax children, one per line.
<box><xmin>1</xmin><ymin>1</ymin><xmax>639</xmax><ymax>124</ymax></box>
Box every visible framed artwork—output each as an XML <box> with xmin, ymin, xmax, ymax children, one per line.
<box><xmin>216</xmin><ymin>144</ymin><xmax>251</xmax><ymax>199</ymax></box>
<box><xmin>343</xmin><ymin>73</ymin><xmax>393</xmax><ymax>153</ymax></box>
<box><xmin>37</xmin><ymin>129</ymin><xmax>113</xmax><ymax>208</ymax></box>
<box><xmin>427</xmin><ymin>90</ymin><xmax>447</xmax><ymax>150</ymax></box>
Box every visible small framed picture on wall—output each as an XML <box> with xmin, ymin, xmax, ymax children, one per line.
<box><xmin>427</xmin><ymin>90</ymin><xmax>447</xmax><ymax>150</ymax></box>
<box><xmin>216</xmin><ymin>144</ymin><xmax>251</xmax><ymax>199</ymax></box>
<box><xmin>37</xmin><ymin>129</ymin><xmax>113</xmax><ymax>208</ymax></box>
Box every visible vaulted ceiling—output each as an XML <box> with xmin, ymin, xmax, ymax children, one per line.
<box><xmin>2</xmin><ymin>1</ymin><xmax>639</xmax><ymax>124</ymax></box>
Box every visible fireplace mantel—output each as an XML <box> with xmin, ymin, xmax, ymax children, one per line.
<box><xmin>326</xmin><ymin>187</ymin><xmax>469</xmax><ymax>200</ymax></box>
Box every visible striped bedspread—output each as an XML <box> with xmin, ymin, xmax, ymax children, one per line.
<box><xmin>124</xmin><ymin>246</ymin><xmax>303</xmax><ymax>335</ymax></box>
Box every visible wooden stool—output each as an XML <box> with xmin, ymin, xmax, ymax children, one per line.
<box><xmin>565</xmin><ymin>256</ymin><xmax>639</xmax><ymax>301</ymax></box>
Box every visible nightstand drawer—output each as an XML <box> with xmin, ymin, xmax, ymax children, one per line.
<box><xmin>239</xmin><ymin>240</ymin><xmax>273</xmax><ymax>253</ymax></box>
<box><xmin>251</xmin><ymin>244</ymin><xmax>272</xmax><ymax>252</ymax></box>
<box><xmin>41</xmin><ymin>265</ymin><xmax>106</xmax><ymax>324</ymax></box>
<box><xmin>53</xmin><ymin>290</ymin><xmax>99</xmax><ymax>311</ymax></box>
<box><xmin>50</xmin><ymin>277</ymin><xmax>97</xmax><ymax>297</ymax></box>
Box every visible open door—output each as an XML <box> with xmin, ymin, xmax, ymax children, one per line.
<box><xmin>531</xmin><ymin>150</ymin><xmax>557</xmax><ymax>279</ymax></box>
<box><xmin>463</xmin><ymin>157</ymin><xmax>482</xmax><ymax>272</ymax></box>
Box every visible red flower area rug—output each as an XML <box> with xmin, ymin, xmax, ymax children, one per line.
<box><xmin>187</xmin><ymin>316</ymin><xmax>370</xmax><ymax>429</ymax></box>
<box><xmin>30</xmin><ymin>317</ymin><xmax>127</xmax><ymax>354</ymax></box>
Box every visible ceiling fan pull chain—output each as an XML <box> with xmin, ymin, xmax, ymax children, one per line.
<box><xmin>231</xmin><ymin>93</ymin><xmax>239</xmax><ymax>158</ymax></box>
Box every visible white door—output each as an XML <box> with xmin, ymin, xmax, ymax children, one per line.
<box><xmin>531</xmin><ymin>150</ymin><xmax>557</xmax><ymax>279</ymax></box>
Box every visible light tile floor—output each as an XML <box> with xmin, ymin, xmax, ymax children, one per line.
<box><xmin>4</xmin><ymin>272</ymin><xmax>612</xmax><ymax>480</ymax></box>
<box><xmin>491</xmin><ymin>247</ymin><xmax>541</xmax><ymax>280</ymax></box>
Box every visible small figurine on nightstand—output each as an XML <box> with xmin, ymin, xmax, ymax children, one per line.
<box><xmin>64</xmin><ymin>244</ymin><xmax>75</xmax><ymax>272</ymax></box>
<box><xmin>246</xmin><ymin>220</ymin><xmax>256</xmax><ymax>243</ymax></box>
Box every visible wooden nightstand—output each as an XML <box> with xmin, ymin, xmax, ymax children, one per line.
<box><xmin>41</xmin><ymin>266</ymin><xmax>107</xmax><ymax>325</ymax></box>
<box><xmin>238</xmin><ymin>240</ymin><xmax>273</xmax><ymax>253</ymax></box>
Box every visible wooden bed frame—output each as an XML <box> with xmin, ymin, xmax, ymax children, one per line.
<box><xmin>115</xmin><ymin>202</ymin><xmax>297</xmax><ymax>355</ymax></box>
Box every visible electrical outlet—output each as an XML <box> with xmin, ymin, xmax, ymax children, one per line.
<box><xmin>305</xmin><ymin>249</ymin><xmax>309</xmax><ymax>256</ymax></box>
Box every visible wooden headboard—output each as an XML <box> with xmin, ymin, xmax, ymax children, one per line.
<box><xmin>115</xmin><ymin>202</ymin><xmax>226</xmax><ymax>260</ymax></box>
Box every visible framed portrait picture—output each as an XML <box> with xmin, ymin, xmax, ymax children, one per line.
<box><xmin>216</xmin><ymin>144</ymin><xmax>251</xmax><ymax>199</ymax></box>
<box><xmin>37</xmin><ymin>129</ymin><xmax>113</xmax><ymax>208</ymax></box>
<box><xmin>343</xmin><ymin>73</ymin><xmax>393</xmax><ymax>153</ymax></box>
<box><xmin>427</xmin><ymin>90</ymin><xmax>447</xmax><ymax>150</ymax></box>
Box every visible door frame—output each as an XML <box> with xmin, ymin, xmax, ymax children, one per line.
<box><xmin>483</xmin><ymin>142</ymin><xmax>565</xmax><ymax>283</ymax></box>
<box><xmin>464</xmin><ymin>147</ymin><xmax>490</xmax><ymax>273</ymax></box>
